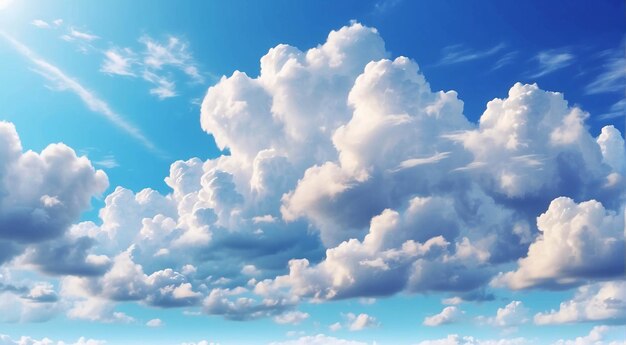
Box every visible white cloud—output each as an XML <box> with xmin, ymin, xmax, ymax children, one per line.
<box><xmin>146</xmin><ymin>318</ymin><xmax>164</xmax><ymax>327</ymax></box>
<box><xmin>98</xmin><ymin>35</ymin><xmax>204</xmax><ymax>99</ymax></box>
<box><xmin>415</xmin><ymin>335</ymin><xmax>530</xmax><ymax>345</ymax></box>
<box><xmin>101</xmin><ymin>48</ymin><xmax>136</xmax><ymax>76</ymax></box>
<box><xmin>423</xmin><ymin>306</ymin><xmax>463</xmax><ymax>326</ymax></box>
<box><xmin>529</xmin><ymin>49</ymin><xmax>575</xmax><ymax>78</ymax></box>
<box><xmin>586</xmin><ymin>49</ymin><xmax>626</xmax><ymax>95</ymax></box>
<box><xmin>494</xmin><ymin>198</ymin><xmax>625</xmax><ymax>289</ymax></box>
<box><xmin>597</xmin><ymin>125</ymin><xmax>626</xmax><ymax>174</ymax></box>
<box><xmin>534</xmin><ymin>281</ymin><xmax>626</xmax><ymax>325</ymax></box>
<box><xmin>552</xmin><ymin>325</ymin><xmax>626</xmax><ymax>345</ymax></box>
<box><xmin>0</xmin><ymin>334</ymin><xmax>106</xmax><ymax>345</ymax></box>
<box><xmin>143</xmin><ymin>70</ymin><xmax>177</xmax><ymax>99</ymax></box>
<box><xmin>436</xmin><ymin>43</ymin><xmax>506</xmax><ymax>65</ymax></box>
<box><xmin>481</xmin><ymin>301</ymin><xmax>529</xmax><ymax>328</ymax></box>
<box><xmin>273</xmin><ymin>311</ymin><xmax>309</xmax><ymax>325</ymax></box>
<box><xmin>68</xmin><ymin>28</ymin><xmax>99</xmax><ymax>41</ymax></box>
<box><xmin>31</xmin><ymin>19</ymin><xmax>50</xmax><ymax>28</ymax></box>
<box><xmin>346</xmin><ymin>313</ymin><xmax>378</xmax><ymax>331</ymax></box>
<box><xmin>0</xmin><ymin>121</ymin><xmax>108</xmax><ymax>265</ymax></box>
<box><xmin>268</xmin><ymin>334</ymin><xmax>369</xmax><ymax>345</ymax></box>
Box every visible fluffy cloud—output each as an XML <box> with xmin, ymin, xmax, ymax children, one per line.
<box><xmin>423</xmin><ymin>306</ymin><xmax>463</xmax><ymax>326</ymax></box>
<box><xmin>534</xmin><ymin>281</ymin><xmax>626</xmax><ymax>325</ymax></box>
<box><xmin>480</xmin><ymin>301</ymin><xmax>529</xmax><ymax>328</ymax></box>
<box><xmin>0</xmin><ymin>334</ymin><xmax>105</xmax><ymax>345</ymax></box>
<box><xmin>273</xmin><ymin>311</ymin><xmax>309</xmax><ymax>325</ymax></box>
<box><xmin>415</xmin><ymin>335</ymin><xmax>529</xmax><ymax>345</ymax></box>
<box><xmin>268</xmin><ymin>334</ymin><xmax>369</xmax><ymax>345</ymax></box>
<box><xmin>0</xmin><ymin>121</ymin><xmax>108</xmax><ymax>267</ymax></box>
<box><xmin>146</xmin><ymin>318</ymin><xmax>163</xmax><ymax>327</ymax></box>
<box><xmin>346</xmin><ymin>313</ymin><xmax>378</xmax><ymax>331</ymax></box>
<box><xmin>494</xmin><ymin>198</ymin><xmax>625</xmax><ymax>290</ymax></box>
<box><xmin>0</xmin><ymin>122</ymin><xmax>108</xmax><ymax>245</ymax></box>
<box><xmin>552</xmin><ymin>325</ymin><xmax>626</xmax><ymax>345</ymax></box>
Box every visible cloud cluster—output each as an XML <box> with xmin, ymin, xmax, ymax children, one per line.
<box><xmin>2</xmin><ymin>21</ymin><xmax>624</xmax><ymax>327</ymax></box>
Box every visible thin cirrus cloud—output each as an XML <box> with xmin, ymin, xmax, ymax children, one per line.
<box><xmin>435</xmin><ymin>43</ymin><xmax>507</xmax><ymax>66</ymax></box>
<box><xmin>100</xmin><ymin>35</ymin><xmax>205</xmax><ymax>100</ymax></box>
<box><xmin>30</xmin><ymin>18</ymin><xmax>203</xmax><ymax>100</ymax></box>
<box><xmin>586</xmin><ymin>48</ymin><xmax>626</xmax><ymax>95</ymax></box>
<box><xmin>528</xmin><ymin>49</ymin><xmax>575</xmax><ymax>78</ymax></box>
<box><xmin>0</xmin><ymin>31</ymin><xmax>159</xmax><ymax>153</ymax></box>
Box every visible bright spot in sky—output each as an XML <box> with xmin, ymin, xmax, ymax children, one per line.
<box><xmin>0</xmin><ymin>0</ymin><xmax>14</xmax><ymax>10</ymax></box>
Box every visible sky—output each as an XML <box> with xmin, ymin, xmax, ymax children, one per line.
<box><xmin>0</xmin><ymin>0</ymin><xmax>624</xmax><ymax>344</ymax></box>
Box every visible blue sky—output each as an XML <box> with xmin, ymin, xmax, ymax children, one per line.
<box><xmin>0</xmin><ymin>1</ymin><xmax>624</xmax><ymax>344</ymax></box>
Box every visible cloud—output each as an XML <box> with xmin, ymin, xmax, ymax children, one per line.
<box><xmin>0</xmin><ymin>121</ymin><xmax>108</xmax><ymax>265</ymax></box>
<box><xmin>423</xmin><ymin>306</ymin><xmax>463</xmax><ymax>326</ymax></box>
<box><xmin>143</xmin><ymin>71</ymin><xmax>177</xmax><ymax>99</ymax></box>
<box><xmin>202</xmin><ymin>287</ymin><xmax>297</xmax><ymax>321</ymax></box>
<box><xmin>598</xmin><ymin>99</ymin><xmax>626</xmax><ymax>120</ymax></box>
<box><xmin>98</xmin><ymin>35</ymin><xmax>204</xmax><ymax>99</ymax></box>
<box><xmin>67</xmin><ymin>28</ymin><xmax>99</xmax><ymax>42</ymax></box>
<box><xmin>31</xmin><ymin>19</ymin><xmax>50</xmax><ymax>28</ymax></box>
<box><xmin>493</xmin><ymin>198</ymin><xmax>625</xmax><ymax>290</ymax></box>
<box><xmin>100</xmin><ymin>48</ymin><xmax>136</xmax><ymax>76</ymax></box>
<box><xmin>0</xmin><ymin>290</ymin><xmax>61</xmax><ymax>323</ymax></box>
<box><xmin>586</xmin><ymin>48</ymin><xmax>626</xmax><ymax>94</ymax></box>
<box><xmin>146</xmin><ymin>318</ymin><xmax>164</xmax><ymax>327</ymax></box>
<box><xmin>492</xmin><ymin>51</ymin><xmax>518</xmax><ymax>71</ymax></box>
<box><xmin>552</xmin><ymin>325</ymin><xmax>626</xmax><ymax>345</ymax></box>
<box><xmin>93</xmin><ymin>155</ymin><xmax>119</xmax><ymax>169</ymax></box>
<box><xmin>436</xmin><ymin>43</ymin><xmax>506</xmax><ymax>66</ymax></box>
<box><xmin>534</xmin><ymin>281</ymin><xmax>626</xmax><ymax>325</ymax></box>
<box><xmin>481</xmin><ymin>301</ymin><xmax>529</xmax><ymax>328</ymax></box>
<box><xmin>528</xmin><ymin>49</ymin><xmax>575</xmax><ymax>78</ymax></box>
<box><xmin>0</xmin><ymin>334</ymin><xmax>106</xmax><ymax>345</ymax></box>
<box><xmin>268</xmin><ymin>334</ymin><xmax>369</xmax><ymax>345</ymax></box>
<box><xmin>3</xmin><ymin>21</ymin><xmax>624</xmax><ymax>326</ymax></box>
<box><xmin>415</xmin><ymin>335</ymin><xmax>530</xmax><ymax>345</ymax></box>
<box><xmin>346</xmin><ymin>313</ymin><xmax>378</xmax><ymax>331</ymax></box>
<box><xmin>273</xmin><ymin>311</ymin><xmax>309</xmax><ymax>325</ymax></box>
<box><xmin>0</xmin><ymin>32</ymin><xmax>159</xmax><ymax>153</ymax></box>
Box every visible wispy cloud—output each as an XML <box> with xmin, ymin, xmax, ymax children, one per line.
<box><xmin>436</xmin><ymin>43</ymin><xmax>506</xmax><ymax>66</ymax></box>
<box><xmin>99</xmin><ymin>35</ymin><xmax>204</xmax><ymax>100</ymax></box>
<box><xmin>586</xmin><ymin>48</ymin><xmax>626</xmax><ymax>94</ymax></box>
<box><xmin>31</xmin><ymin>19</ymin><xmax>50</xmax><ymax>28</ymax></box>
<box><xmin>94</xmin><ymin>155</ymin><xmax>119</xmax><ymax>169</ymax></box>
<box><xmin>0</xmin><ymin>31</ymin><xmax>159</xmax><ymax>153</ymax></box>
<box><xmin>143</xmin><ymin>71</ymin><xmax>177</xmax><ymax>99</ymax></box>
<box><xmin>140</xmin><ymin>35</ymin><xmax>204</xmax><ymax>82</ymax></box>
<box><xmin>31</xmin><ymin>18</ymin><xmax>63</xmax><ymax>29</ymax></box>
<box><xmin>598</xmin><ymin>98</ymin><xmax>625</xmax><ymax>120</ymax></box>
<box><xmin>373</xmin><ymin>0</ymin><xmax>404</xmax><ymax>14</ymax></box>
<box><xmin>492</xmin><ymin>51</ymin><xmax>518</xmax><ymax>71</ymax></box>
<box><xmin>100</xmin><ymin>48</ymin><xmax>137</xmax><ymax>76</ymax></box>
<box><xmin>528</xmin><ymin>49</ymin><xmax>575</xmax><ymax>78</ymax></box>
<box><xmin>65</xmin><ymin>27</ymin><xmax>99</xmax><ymax>42</ymax></box>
